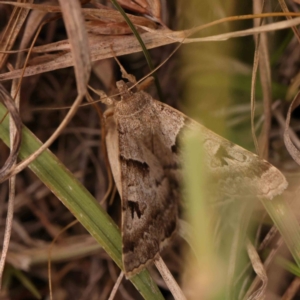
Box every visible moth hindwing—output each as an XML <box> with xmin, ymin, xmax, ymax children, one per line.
<box><xmin>104</xmin><ymin>80</ymin><xmax>288</xmax><ymax>277</ymax></box>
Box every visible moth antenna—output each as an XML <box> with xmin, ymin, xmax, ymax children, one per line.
<box><xmin>110</xmin><ymin>45</ymin><xmax>153</xmax><ymax>93</ymax></box>
<box><xmin>112</xmin><ymin>51</ymin><xmax>154</xmax><ymax>93</ymax></box>
<box><xmin>110</xmin><ymin>45</ymin><xmax>137</xmax><ymax>84</ymax></box>
<box><xmin>118</xmin><ymin>62</ymin><xmax>136</xmax><ymax>84</ymax></box>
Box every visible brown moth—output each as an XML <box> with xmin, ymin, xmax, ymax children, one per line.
<box><xmin>104</xmin><ymin>80</ymin><xmax>288</xmax><ymax>278</ymax></box>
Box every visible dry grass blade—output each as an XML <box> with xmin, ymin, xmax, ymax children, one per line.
<box><xmin>6</xmin><ymin>235</ymin><xmax>101</xmax><ymax>270</ymax></box>
<box><xmin>154</xmin><ymin>256</ymin><xmax>187</xmax><ymax>300</ymax></box>
<box><xmin>142</xmin><ymin>0</ymin><xmax>162</xmax><ymax>22</ymax></box>
<box><xmin>245</xmin><ymin>237</ymin><xmax>284</xmax><ymax>299</ymax></box>
<box><xmin>0</xmin><ymin>1</ymin><xmax>62</xmax><ymax>12</ymax></box>
<box><xmin>48</xmin><ymin>220</ymin><xmax>78</xmax><ymax>300</ymax></box>
<box><xmin>0</xmin><ymin>0</ymin><xmax>32</xmax><ymax>68</ymax></box>
<box><xmin>281</xmin><ymin>277</ymin><xmax>300</xmax><ymax>300</ymax></box>
<box><xmin>0</xmin><ymin>85</ymin><xmax>21</xmax><ymax>179</ymax></box>
<box><xmin>244</xmin><ymin>240</ymin><xmax>267</xmax><ymax>300</ymax></box>
<box><xmin>0</xmin><ymin>2</ymin><xmax>157</xmax><ymax>29</ymax></box>
<box><xmin>117</xmin><ymin>0</ymin><xmax>162</xmax><ymax>22</ymax></box>
<box><xmin>274</xmin><ymin>106</ymin><xmax>300</xmax><ymax>150</ymax></box>
<box><xmin>0</xmin><ymin>1</ymin><xmax>91</xmax><ymax>183</ymax></box>
<box><xmin>253</xmin><ymin>1</ymin><xmax>272</xmax><ymax>160</ymax></box>
<box><xmin>108</xmin><ymin>271</ymin><xmax>124</xmax><ymax>300</ymax></box>
<box><xmin>278</xmin><ymin>0</ymin><xmax>300</xmax><ymax>42</ymax></box>
<box><xmin>58</xmin><ymin>0</ymin><xmax>91</xmax><ymax>94</ymax></box>
<box><xmin>1</xmin><ymin>14</ymin><xmax>300</xmax><ymax>82</ymax></box>
<box><xmin>284</xmin><ymin>91</ymin><xmax>300</xmax><ymax>165</ymax></box>
<box><xmin>0</xmin><ymin>1</ymin><xmax>36</xmax><ymax>287</ymax></box>
<box><xmin>250</xmin><ymin>44</ymin><xmax>260</xmax><ymax>155</ymax></box>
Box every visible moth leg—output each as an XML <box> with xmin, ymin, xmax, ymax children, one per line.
<box><xmin>93</xmin><ymin>89</ymin><xmax>115</xmax><ymax>106</ymax></box>
<box><xmin>103</xmin><ymin>107</ymin><xmax>115</xmax><ymax>119</ymax></box>
<box><xmin>136</xmin><ymin>76</ymin><xmax>154</xmax><ymax>91</ymax></box>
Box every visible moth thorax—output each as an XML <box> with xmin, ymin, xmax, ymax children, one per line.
<box><xmin>116</xmin><ymin>91</ymin><xmax>151</xmax><ymax>116</ymax></box>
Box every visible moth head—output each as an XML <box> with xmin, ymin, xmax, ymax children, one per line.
<box><xmin>116</xmin><ymin>80</ymin><xmax>133</xmax><ymax>100</ymax></box>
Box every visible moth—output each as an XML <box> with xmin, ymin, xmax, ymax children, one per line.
<box><xmin>104</xmin><ymin>80</ymin><xmax>288</xmax><ymax>278</ymax></box>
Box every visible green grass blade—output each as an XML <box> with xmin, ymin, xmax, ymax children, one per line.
<box><xmin>262</xmin><ymin>197</ymin><xmax>300</xmax><ymax>268</ymax></box>
<box><xmin>109</xmin><ymin>0</ymin><xmax>163</xmax><ymax>101</ymax></box>
<box><xmin>276</xmin><ymin>256</ymin><xmax>300</xmax><ymax>277</ymax></box>
<box><xmin>0</xmin><ymin>102</ymin><xmax>164</xmax><ymax>300</ymax></box>
<box><xmin>10</xmin><ymin>267</ymin><xmax>42</xmax><ymax>299</ymax></box>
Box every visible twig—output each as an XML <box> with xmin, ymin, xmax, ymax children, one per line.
<box><xmin>108</xmin><ymin>271</ymin><xmax>124</xmax><ymax>300</ymax></box>
<box><xmin>154</xmin><ymin>255</ymin><xmax>187</xmax><ymax>300</ymax></box>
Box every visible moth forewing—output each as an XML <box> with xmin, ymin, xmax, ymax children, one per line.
<box><xmin>180</xmin><ymin>117</ymin><xmax>288</xmax><ymax>200</ymax></box>
<box><xmin>105</xmin><ymin>85</ymin><xmax>180</xmax><ymax>278</ymax></box>
<box><xmin>104</xmin><ymin>80</ymin><xmax>288</xmax><ymax>278</ymax></box>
